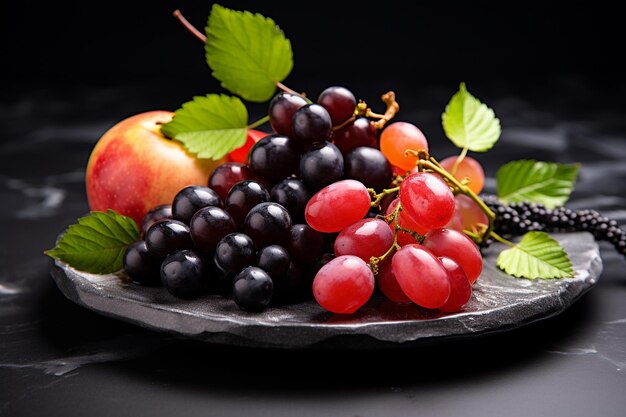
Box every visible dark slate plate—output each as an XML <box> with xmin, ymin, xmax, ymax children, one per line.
<box><xmin>49</xmin><ymin>232</ymin><xmax>602</xmax><ymax>349</ymax></box>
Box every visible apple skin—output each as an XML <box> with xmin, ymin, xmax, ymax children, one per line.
<box><xmin>86</xmin><ymin>111</ymin><xmax>224</xmax><ymax>226</ymax></box>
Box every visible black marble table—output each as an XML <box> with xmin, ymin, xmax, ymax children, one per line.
<box><xmin>2</xmin><ymin>74</ymin><xmax>625</xmax><ymax>417</ymax></box>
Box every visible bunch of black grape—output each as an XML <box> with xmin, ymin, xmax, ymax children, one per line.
<box><xmin>123</xmin><ymin>183</ymin><xmax>330</xmax><ymax>311</ymax></box>
<box><xmin>482</xmin><ymin>194</ymin><xmax>626</xmax><ymax>258</ymax></box>
<box><xmin>123</xmin><ymin>86</ymin><xmax>393</xmax><ymax>311</ymax></box>
<box><xmin>257</xmin><ymin>86</ymin><xmax>393</xmax><ymax>193</ymax></box>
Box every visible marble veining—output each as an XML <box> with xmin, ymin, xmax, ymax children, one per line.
<box><xmin>546</xmin><ymin>318</ymin><xmax>626</xmax><ymax>372</ymax></box>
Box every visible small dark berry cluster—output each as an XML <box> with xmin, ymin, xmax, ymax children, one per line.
<box><xmin>482</xmin><ymin>195</ymin><xmax>626</xmax><ymax>258</ymax></box>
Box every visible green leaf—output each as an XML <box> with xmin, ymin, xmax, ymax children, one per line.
<box><xmin>441</xmin><ymin>82</ymin><xmax>501</xmax><ymax>152</ymax></box>
<box><xmin>204</xmin><ymin>4</ymin><xmax>294</xmax><ymax>102</ymax></box>
<box><xmin>44</xmin><ymin>210</ymin><xmax>139</xmax><ymax>274</ymax></box>
<box><xmin>497</xmin><ymin>231</ymin><xmax>574</xmax><ymax>279</ymax></box>
<box><xmin>161</xmin><ymin>94</ymin><xmax>248</xmax><ymax>160</ymax></box>
<box><xmin>496</xmin><ymin>159</ymin><xmax>580</xmax><ymax>208</ymax></box>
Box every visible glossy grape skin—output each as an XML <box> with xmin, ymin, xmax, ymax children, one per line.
<box><xmin>291</xmin><ymin>103</ymin><xmax>333</xmax><ymax>145</ymax></box>
<box><xmin>268</xmin><ymin>92</ymin><xmax>308</xmax><ymax>137</ymax></box>
<box><xmin>422</xmin><ymin>228</ymin><xmax>483</xmax><ymax>284</ymax></box>
<box><xmin>145</xmin><ymin>219</ymin><xmax>194</xmax><ymax>258</ymax></box>
<box><xmin>305</xmin><ymin>179</ymin><xmax>371</xmax><ymax>233</ymax></box>
<box><xmin>160</xmin><ymin>249</ymin><xmax>207</xmax><ymax>299</ymax></box>
<box><xmin>232</xmin><ymin>266</ymin><xmax>273</xmax><ymax>311</ymax></box>
<box><xmin>289</xmin><ymin>223</ymin><xmax>325</xmax><ymax>265</ymax></box>
<box><xmin>215</xmin><ymin>232</ymin><xmax>257</xmax><ymax>273</ymax></box>
<box><xmin>317</xmin><ymin>86</ymin><xmax>356</xmax><ymax>126</ymax></box>
<box><xmin>189</xmin><ymin>206</ymin><xmax>237</xmax><ymax>253</ymax></box>
<box><xmin>123</xmin><ymin>240</ymin><xmax>161</xmax><ymax>286</ymax></box>
<box><xmin>270</xmin><ymin>178</ymin><xmax>311</xmax><ymax>223</ymax></box>
<box><xmin>247</xmin><ymin>135</ymin><xmax>301</xmax><ymax>182</ymax></box>
<box><xmin>376</xmin><ymin>260</ymin><xmax>411</xmax><ymax>304</ymax></box>
<box><xmin>450</xmin><ymin>194</ymin><xmax>489</xmax><ymax>233</ymax></box>
<box><xmin>141</xmin><ymin>204</ymin><xmax>172</xmax><ymax>237</ymax></box>
<box><xmin>379</xmin><ymin>122</ymin><xmax>429</xmax><ymax>171</ymax></box>
<box><xmin>438</xmin><ymin>256</ymin><xmax>472</xmax><ymax>312</ymax></box>
<box><xmin>399</xmin><ymin>172</ymin><xmax>455</xmax><ymax>230</ymax></box>
<box><xmin>209</xmin><ymin>162</ymin><xmax>256</xmax><ymax>200</ymax></box>
<box><xmin>334</xmin><ymin>218</ymin><xmax>394</xmax><ymax>263</ymax></box>
<box><xmin>257</xmin><ymin>245</ymin><xmax>290</xmax><ymax>279</ymax></box>
<box><xmin>228</xmin><ymin>129</ymin><xmax>267</xmax><ymax>164</ymax></box>
<box><xmin>312</xmin><ymin>255</ymin><xmax>375</xmax><ymax>314</ymax></box>
<box><xmin>332</xmin><ymin>117</ymin><xmax>377</xmax><ymax>155</ymax></box>
<box><xmin>172</xmin><ymin>186</ymin><xmax>222</xmax><ymax>225</ymax></box>
<box><xmin>344</xmin><ymin>146</ymin><xmax>392</xmax><ymax>191</ymax></box>
<box><xmin>299</xmin><ymin>141</ymin><xmax>344</xmax><ymax>191</ymax></box>
<box><xmin>392</xmin><ymin>244</ymin><xmax>451</xmax><ymax>309</ymax></box>
<box><xmin>225</xmin><ymin>180</ymin><xmax>271</xmax><ymax>226</ymax></box>
<box><xmin>244</xmin><ymin>202</ymin><xmax>292</xmax><ymax>247</ymax></box>
<box><xmin>385</xmin><ymin>197</ymin><xmax>428</xmax><ymax>245</ymax></box>
<box><xmin>440</xmin><ymin>155</ymin><xmax>485</xmax><ymax>195</ymax></box>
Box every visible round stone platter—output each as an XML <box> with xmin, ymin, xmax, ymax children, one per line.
<box><xmin>49</xmin><ymin>232</ymin><xmax>603</xmax><ymax>349</ymax></box>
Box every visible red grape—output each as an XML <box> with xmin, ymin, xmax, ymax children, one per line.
<box><xmin>312</xmin><ymin>255</ymin><xmax>375</xmax><ymax>314</ymax></box>
<box><xmin>422</xmin><ymin>228</ymin><xmax>483</xmax><ymax>284</ymax></box>
<box><xmin>376</xmin><ymin>260</ymin><xmax>411</xmax><ymax>303</ymax></box>
<box><xmin>334</xmin><ymin>218</ymin><xmax>394</xmax><ymax>262</ymax></box>
<box><xmin>385</xmin><ymin>197</ymin><xmax>428</xmax><ymax>245</ymax></box>
<box><xmin>305</xmin><ymin>179</ymin><xmax>371</xmax><ymax>233</ymax></box>
<box><xmin>453</xmin><ymin>194</ymin><xmax>489</xmax><ymax>233</ymax></box>
<box><xmin>438</xmin><ymin>256</ymin><xmax>472</xmax><ymax>313</ymax></box>
<box><xmin>209</xmin><ymin>162</ymin><xmax>256</xmax><ymax>200</ymax></box>
<box><xmin>399</xmin><ymin>172</ymin><xmax>455</xmax><ymax>230</ymax></box>
<box><xmin>391</xmin><ymin>244</ymin><xmax>451</xmax><ymax>309</ymax></box>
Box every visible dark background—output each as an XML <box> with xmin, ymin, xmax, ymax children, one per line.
<box><xmin>5</xmin><ymin>1</ymin><xmax>622</xmax><ymax>83</ymax></box>
<box><xmin>4</xmin><ymin>0</ymin><xmax>624</xmax><ymax>170</ymax></box>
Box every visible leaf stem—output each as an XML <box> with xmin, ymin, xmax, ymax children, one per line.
<box><xmin>173</xmin><ymin>10</ymin><xmax>207</xmax><ymax>43</ymax></box>
<box><xmin>451</xmin><ymin>146</ymin><xmax>469</xmax><ymax>175</ymax></box>
<box><xmin>489</xmin><ymin>231</ymin><xmax>516</xmax><ymax>248</ymax></box>
<box><xmin>247</xmin><ymin>115</ymin><xmax>270</xmax><ymax>130</ymax></box>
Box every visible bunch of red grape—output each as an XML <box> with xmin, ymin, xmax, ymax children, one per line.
<box><xmin>123</xmin><ymin>85</ymin><xmax>488</xmax><ymax>314</ymax></box>
<box><xmin>306</xmin><ymin>173</ymin><xmax>482</xmax><ymax>314</ymax></box>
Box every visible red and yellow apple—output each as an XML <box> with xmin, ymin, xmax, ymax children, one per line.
<box><xmin>86</xmin><ymin>111</ymin><xmax>224</xmax><ymax>226</ymax></box>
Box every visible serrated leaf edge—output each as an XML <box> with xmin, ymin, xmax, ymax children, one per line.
<box><xmin>496</xmin><ymin>231</ymin><xmax>574</xmax><ymax>279</ymax></box>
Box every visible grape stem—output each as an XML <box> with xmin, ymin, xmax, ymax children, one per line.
<box><xmin>275</xmin><ymin>82</ymin><xmax>308</xmax><ymax>99</ymax></box>
<box><xmin>369</xmin><ymin>202</ymin><xmax>403</xmax><ymax>273</ymax></box>
<box><xmin>404</xmin><ymin>150</ymin><xmax>496</xmax><ymax>245</ymax></box>
<box><xmin>332</xmin><ymin>115</ymin><xmax>356</xmax><ymax>132</ymax></box>
<box><xmin>368</xmin><ymin>186</ymin><xmax>400</xmax><ymax>207</ymax></box>
<box><xmin>247</xmin><ymin>115</ymin><xmax>270</xmax><ymax>130</ymax></box>
<box><xmin>353</xmin><ymin>92</ymin><xmax>400</xmax><ymax>130</ymax></box>
<box><xmin>173</xmin><ymin>10</ymin><xmax>207</xmax><ymax>43</ymax></box>
<box><xmin>369</xmin><ymin>199</ymin><xmax>425</xmax><ymax>274</ymax></box>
